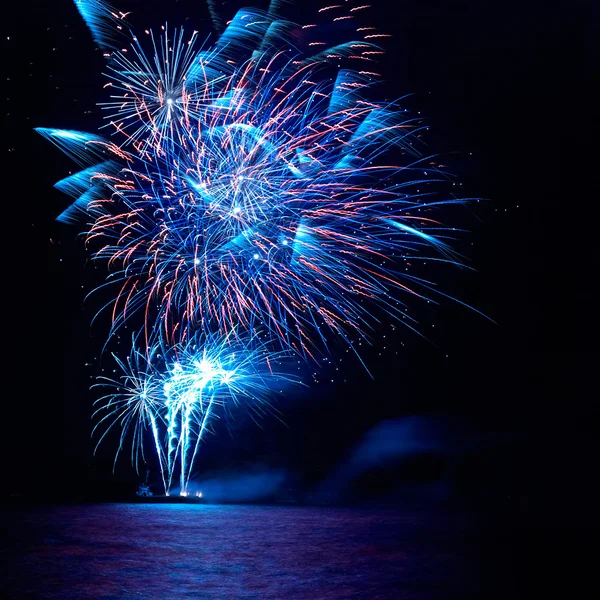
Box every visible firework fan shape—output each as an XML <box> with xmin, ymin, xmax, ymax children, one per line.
<box><xmin>39</xmin><ymin>0</ymin><xmax>472</xmax><ymax>493</ymax></box>
<box><xmin>93</xmin><ymin>331</ymin><xmax>296</xmax><ymax>493</ymax></box>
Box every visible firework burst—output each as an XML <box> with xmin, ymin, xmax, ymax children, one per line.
<box><xmin>39</xmin><ymin>0</ymin><xmax>471</xmax><ymax>492</ymax></box>
<box><xmin>94</xmin><ymin>331</ymin><xmax>297</xmax><ymax>493</ymax></box>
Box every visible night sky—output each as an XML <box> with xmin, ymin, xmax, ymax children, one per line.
<box><xmin>4</xmin><ymin>0</ymin><xmax>598</xmax><ymax>517</ymax></box>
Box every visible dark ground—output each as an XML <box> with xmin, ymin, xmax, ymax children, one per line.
<box><xmin>3</xmin><ymin>503</ymin><xmax>591</xmax><ymax>600</ymax></box>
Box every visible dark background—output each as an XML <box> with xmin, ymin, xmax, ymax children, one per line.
<box><xmin>3</xmin><ymin>0</ymin><xmax>599</xmax><ymax>526</ymax></box>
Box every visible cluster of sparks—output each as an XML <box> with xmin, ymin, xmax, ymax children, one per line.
<box><xmin>39</xmin><ymin>0</ymin><xmax>468</xmax><ymax>494</ymax></box>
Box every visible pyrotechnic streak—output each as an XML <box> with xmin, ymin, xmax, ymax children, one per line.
<box><xmin>94</xmin><ymin>332</ymin><xmax>297</xmax><ymax>493</ymax></box>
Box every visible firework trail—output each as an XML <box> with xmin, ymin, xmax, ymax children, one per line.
<box><xmin>94</xmin><ymin>331</ymin><xmax>297</xmax><ymax>493</ymax></box>
<box><xmin>39</xmin><ymin>0</ymin><xmax>471</xmax><ymax>493</ymax></box>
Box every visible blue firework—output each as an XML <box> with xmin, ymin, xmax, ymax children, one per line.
<box><xmin>38</xmin><ymin>1</ymin><xmax>471</xmax><ymax>491</ymax></box>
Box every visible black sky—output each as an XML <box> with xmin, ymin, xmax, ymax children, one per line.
<box><xmin>3</xmin><ymin>0</ymin><xmax>599</xmax><ymax>514</ymax></box>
